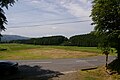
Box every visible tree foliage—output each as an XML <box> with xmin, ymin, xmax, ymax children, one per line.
<box><xmin>0</xmin><ymin>0</ymin><xmax>17</xmax><ymax>35</ymax></box>
<box><xmin>11</xmin><ymin>36</ymin><xmax>68</xmax><ymax>45</ymax></box>
<box><xmin>64</xmin><ymin>34</ymin><xmax>100</xmax><ymax>47</ymax></box>
<box><xmin>0</xmin><ymin>0</ymin><xmax>16</xmax><ymax>8</ymax></box>
<box><xmin>91</xmin><ymin>0</ymin><xmax>120</xmax><ymax>59</ymax></box>
<box><xmin>10</xmin><ymin>34</ymin><xmax>100</xmax><ymax>47</ymax></box>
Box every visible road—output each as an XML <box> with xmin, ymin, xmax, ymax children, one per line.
<box><xmin>14</xmin><ymin>56</ymin><xmax>115</xmax><ymax>72</ymax></box>
<box><xmin>1</xmin><ymin>56</ymin><xmax>116</xmax><ymax>80</ymax></box>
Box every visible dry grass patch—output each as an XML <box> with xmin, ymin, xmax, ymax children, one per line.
<box><xmin>52</xmin><ymin>67</ymin><xmax>120</xmax><ymax>80</ymax></box>
<box><xmin>0</xmin><ymin>44</ymin><xmax>100</xmax><ymax>60</ymax></box>
<box><xmin>0</xmin><ymin>48</ymin><xmax>98</xmax><ymax>60</ymax></box>
<box><xmin>79</xmin><ymin>66</ymin><xmax>120</xmax><ymax>80</ymax></box>
<box><xmin>20</xmin><ymin>49</ymin><xmax>97</xmax><ymax>59</ymax></box>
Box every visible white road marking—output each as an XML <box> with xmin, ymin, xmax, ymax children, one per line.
<box><xmin>76</xmin><ymin>59</ymin><xmax>98</xmax><ymax>62</ymax></box>
<box><xmin>61</xmin><ymin>71</ymin><xmax>77</xmax><ymax>74</ymax></box>
<box><xmin>86</xmin><ymin>59</ymin><xmax>98</xmax><ymax>61</ymax></box>
<box><xmin>76</xmin><ymin>60</ymin><xmax>86</xmax><ymax>62</ymax></box>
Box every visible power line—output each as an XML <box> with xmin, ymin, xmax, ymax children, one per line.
<box><xmin>8</xmin><ymin>8</ymin><xmax>39</xmax><ymax>14</ymax></box>
<box><xmin>9</xmin><ymin>16</ymin><xmax>89</xmax><ymax>25</ymax></box>
<box><xmin>8</xmin><ymin>20</ymin><xmax>91</xmax><ymax>28</ymax></box>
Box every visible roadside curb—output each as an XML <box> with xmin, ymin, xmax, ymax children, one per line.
<box><xmin>81</xmin><ymin>67</ymin><xmax>98</xmax><ymax>71</ymax></box>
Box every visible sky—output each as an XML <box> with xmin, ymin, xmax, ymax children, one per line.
<box><xmin>2</xmin><ymin>0</ymin><xmax>94</xmax><ymax>38</ymax></box>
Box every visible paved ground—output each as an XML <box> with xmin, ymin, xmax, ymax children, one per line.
<box><xmin>1</xmin><ymin>56</ymin><xmax>116</xmax><ymax>80</ymax></box>
<box><xmin>16</xmin><ymin>56</ymin><xmax>115</xmax><ymax>72</ymax></box>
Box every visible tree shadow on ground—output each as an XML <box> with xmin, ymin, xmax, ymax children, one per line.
<box><xmin>0</xmin><ymin>48</ymin><xmax>7</xmax><ymax>51</ymax></box>
<box><xmin>108</xmin><ymin>58</ymin><xmax>120</xmax><ymax>74</ymax></box>
<box><xmin>0</xmin><ymin>65</ymin><xmax>64</xmax><ymax>80</ymax></box>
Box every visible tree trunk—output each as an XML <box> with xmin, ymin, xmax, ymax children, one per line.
<box><xmin>117</xmin><ymin>49</ymin><xmax>120</xmax><ymax>60</ymax></box>
<box><xmin>0</xmin><ymin>37</ymin><xmax>1</xmax><ymax>43</ymax></box>
<box><xmin>106</xmin><ymin>54</ymin><xmax>108</xmax><ymax>68</ymax></box>
<box><xmin>117</xmin><ymin>39</ymin><xmax>120</xmax><ymax>60</ymax></box>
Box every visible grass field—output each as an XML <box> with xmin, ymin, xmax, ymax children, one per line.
<box><xmin>0</xmin><ymin>43</ymin><xmax>106</xmax><ymax>60</ymax></box>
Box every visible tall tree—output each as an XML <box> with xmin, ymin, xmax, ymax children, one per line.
<box><xmin>0</xmin><ymin>0</ymin><xmax>17</xmax><ymax>41</ymax></box>
<box><xmin>91</xmin><ymin>0</ymin><xmax>120</xmax><ymax>59</ymax></box>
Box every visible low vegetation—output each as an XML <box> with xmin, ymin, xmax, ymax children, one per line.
<box><xmin>0</xmin><ymin>43</ymin><xmax>103</xmax><ymax>60</ymax></box>
<box><xmin>52</xmin><ymin>67</ymin><xmax>120</xmax><ymax>80</ymax></box>
<box><xmin>79</xmin><ymin>67</ymin><xmax>120</xmax><ymax>80</ymax></box>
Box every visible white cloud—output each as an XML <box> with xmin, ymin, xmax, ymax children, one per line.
<box><xmin>4</xmin><ymin>21</ymin><xmax>93</xmax><ymax>38</ymax></box>
<box><xmin>52</xmin><ymin>27</ymin><xmax>57</xmax><ymax>29</ymax></box>
<box><xmin>4</xmin><ymin>0</ymin><xmax>93</xmax><ymax>37</ymax></box>
<box><xmin>24</xmin><ymin>0</ymin><xmax>91</xmax><ymax>18</ymax></box>
<box><xmin>61</xmin><ymin>2</ymin><xmax>90</xmax><ymax>17</ymax></box>
<box><xmin>30</xmin><ymin>0</ymin><xmax>40</xmax><ymax>4</ymax></box>
<box><xmin>79</xmin><ymin>0</ymin><xmax>89</xmax><ymax>4</ymax></box>
<box><xmin>59</xmin><ymin>0</ymin><xmax>91</xmax><ymax>17</ymax></box>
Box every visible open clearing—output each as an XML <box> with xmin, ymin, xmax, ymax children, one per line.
<box><xmin>0</xmin><ymin>43</ymin><xmax>102</xmax><ymax>60</ymax></box>
<box><xmin>0</xmin><ymin>44</ymin><xmax>118</xmax><ymax>80</ymax></box>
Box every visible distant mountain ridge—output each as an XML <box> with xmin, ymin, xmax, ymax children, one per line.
<box><xmin>1</xmin><ymin>35</ymin><xmax>29</xmax><ymax>41</ymax></box>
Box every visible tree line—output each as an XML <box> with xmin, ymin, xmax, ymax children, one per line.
<box><xmin>10</xmin><ymin>36</ymin><xmax>68</xmax><ymax>45</ymax></box>
<box><xmin>10</xmin><ymin>33</ymin><xmax>100</xmax><ymax>47</ymax></box>
<box><xmin>64</xmin><ymin>34</ymin><xmax>100</xmax><ymax>47</ymax></box>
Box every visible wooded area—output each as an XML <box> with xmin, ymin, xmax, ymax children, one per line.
<box><xmin>9</xmin><ymin>33</ymin><xmax>100</xmax><ymax>47</ymax></box>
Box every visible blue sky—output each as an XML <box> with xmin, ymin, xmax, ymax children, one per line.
<box><xmin>3</xmin><ymin>0</ymin><xmax>93</xmax><ymax>38</ymax></box>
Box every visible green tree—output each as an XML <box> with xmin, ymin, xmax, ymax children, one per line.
<box><xmin>90</xmin><ymin>0</ymin><xmax>120</xmax><ymax>59</ymax></box>
<box><xmin>0</xmin><ymin>0</ymin><xmax>17</xmax><ymax>41</ymax></box>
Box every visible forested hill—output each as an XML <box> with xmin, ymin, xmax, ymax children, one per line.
<box><xmin>10</xmin><ymin>34</ymin><xmax>100</xmax><ymax>47</ymax></box>
<box><xmin>11</xmin><ymin>35</ymin><xmax>68</xmax><ymax>45</ymax></box>
<box><xmin>65</xmin><ymin>34</ymin><xmax>100</xmax><ymax>47</ymax></box>
<box><xmin>1</xmin><ymin>35</ymin><xmax>29</xmax><ymax>41</ymax></box>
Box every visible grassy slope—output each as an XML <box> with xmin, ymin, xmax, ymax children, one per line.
<box><xmin>52</xmin><ymin>67</ymin><xmax>120</xmax><ymax>80</ymax></box>
<box><xmin>0</xmin><ymin>43</ymin><xmax>102</xmax><ymax>60</ymax></box>
<box><xmin>79</xmin><ymin>67</ymin><xmax>120</xmax><ymax>80</ymax></box>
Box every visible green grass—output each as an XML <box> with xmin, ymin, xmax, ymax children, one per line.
<box><xmin>0</xmin><ymin>43</ymin><xmax>112</xmax><ymax>60</ymax></box>
<box><xmin>0</xmin><ymin>43</ymin><xmax>44</xmax><ymax>50</ymax></box>
<box><xmin>50</xmin><ymin>46</ymin><xmax>101</xmax><ymax>53</ymax></box>
<box><xmin>0</xmin><ymin>43</ymin><xmax>101</xmax><ymax>52</ymax></box>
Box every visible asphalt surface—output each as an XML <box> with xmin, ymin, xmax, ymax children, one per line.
<box><xmin>0</xmin><ymin>56</ymin><xmax>116</xmax><ymax>80</ymax></box>
<box><xmin>14</xmin><ymin>56</ymin><xmax>116</xmax><ymax>72</ymax></box>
